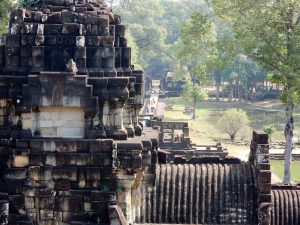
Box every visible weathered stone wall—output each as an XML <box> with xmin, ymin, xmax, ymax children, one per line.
<box><xmin>0</xmin><ymin>138</ymin><xmax>117</xmax><ymax>224</ymax></box>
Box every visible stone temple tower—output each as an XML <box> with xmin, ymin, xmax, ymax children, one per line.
<box><xmin>0</xmin><ymin>0</ymin><xmax>144</xmax><ymax>140</ymax></box>
<box><xmin>0</xmin><ymin>0</ymin><xmax>158</xmax><ymax>224</ymax></box>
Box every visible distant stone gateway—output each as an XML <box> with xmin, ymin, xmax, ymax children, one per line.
<box><xmin>0</xmin><ymin>0</ymin><xmax>299</xmax><ymax>225</ymax></box>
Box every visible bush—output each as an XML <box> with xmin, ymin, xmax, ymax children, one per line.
<box><xmin>263</xmin><ymin>124</ymin><xmax>276</xmax><ymax>141</ymax></box>
<box><xmin>217</xmin><ymin>108</ymin><xmax>249</xmax><ymax>140</ymax></box>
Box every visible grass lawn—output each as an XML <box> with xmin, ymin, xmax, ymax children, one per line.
<box><xmin>270</xmin><ymin>161</ymin><xmax>300</xmax><ymax>182</ymax></box>
<box><xmin>164</xmin><ymin>98</ymin><xmax>300</xmax><ymax>142</ymax></box>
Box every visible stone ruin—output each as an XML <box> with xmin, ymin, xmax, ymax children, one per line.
<box><xmin>0</xmin><ymin>0</ymin><xmax>158</xmax><ymax>224</ymax></box>
<box><xmin>0</xmin><ymin>0</ymin><xmax>299</xmax><ymax>225</ymax></box>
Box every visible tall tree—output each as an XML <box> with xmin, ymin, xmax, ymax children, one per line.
<box><xmin>113</xmin><ymin>0</ymin><xmax>167</xmax><ymax>75</ymax></box>
<box><xmin>181</xmin><ymin>80</ymin><xmax>208</xmax><ymax>120</ymax></box>
<box><xmin>175</xmin><ymin>11</ymin><xmax>218</xmax><ymax>81</ymax></box>
<box><xmin>209</xmin><ymin>0</ymin><xmax>300</xmax><ymax>183</ymax></box>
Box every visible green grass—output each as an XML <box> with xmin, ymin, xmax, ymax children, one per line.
<box><xmin>270</xmin><ymin>161</ymin><xmax>300</xmax><ymax>182</ymax></box>
<box><xmin>165</xmin><ymin>98</ymin><xmax>300</xmax><ymax>142</ymax></box>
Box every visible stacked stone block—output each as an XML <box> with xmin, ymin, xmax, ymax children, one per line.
<box><xmin>0</xmin><ymin>138</ymin><xmax>117</xmax><ymax>224</ymax></box>
<box><xmin>2</xmin><ymin>0</ymin><xmax>132</xmax><ymax>77</ymax></box>
<box><xmin>0</xmin><ymin>0</ymin><xmax>147</xmax><ymax>140</ymax></box>
<box><xmin>249</xmin><ymin>130</ymin><xmax>271</xmax><ymax>225</ymax></box>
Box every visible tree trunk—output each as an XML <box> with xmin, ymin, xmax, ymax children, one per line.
<box><xmin>283</xmin><ymin>102</ymin><xmax>294</xmax><ymax>184</ymax></box>
<box><xmin>245</xmin><ymin>81</ymin><xmax>248</xmax><ymax>103</ymax></box>
<box><xmin>230</xmin><ymin>135</ymin><xmax>234</xmax><ymax>141</ymax></box>
<box><xmin>192</xmin><ymin>97</ymin><xmax>196</xmax><ymax>120</ymax></box>
<box><xmin>216</xmin><ymin>82</ymin><xmax>220</xmax><ymax>102</ymax></box>
<box><xmin>221</xmin><ymin>82</ymin><xmax>224</xmax><ymax>101</ymax></box>
<box><xmin>237</xmin><ymin>79</ymin><xmax>241</xmax><ymax>102</ymax></box>
<box><xmin>229</xmin><ymin>81</ymin><xmax>234</xmax><ymax>102</ymax></box>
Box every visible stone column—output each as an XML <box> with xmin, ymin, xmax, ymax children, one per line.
<box><xmin>84</xmin><ymin>112</ymin><xmax>95</xmax><ymax>139</ymax></box>
<box><xmin>123</xmin><ymin>77</ymin><xmax>136</xmax><ymax>138</ymax></box>
<box><xmin>121</xmin><ymin>48</ymin><xmax>132</xmax><ymax>77</ymax></box>
<box><xmin>102</xmin><ymin>47</ymin><xmax>117</xmax><ymax>77</ymax></box>
<box><xmin>105</xmin><ymin>78</ymin><xmax>129</xmax><ymax>140</ymax></box>
<box><xmin>115</xmin><ymin>47</ymin><xmax>124</xmax><ymax>77</ymax></box>
<box><xmin>115</xmin><ymin>174</ymin><xmax>136</xmax><ymax>223</ymax></box>
<box><xmin>249</xmin><ymin>130</ymin><xmax>271</xmax><ymax>225</ymax></box>
<box><xmin>132</xmin><ymin>70</ymin><xmax>144</xmax><ymax>136</ymax></box>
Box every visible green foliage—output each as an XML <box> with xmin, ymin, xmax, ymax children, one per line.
<box><xmin>181</xmin><ymin>80</ymin><xmax>208</xmax><ymax>120</ymax></box>
<box><xmin>0</xmin><ymin>0</ymin><xmax>15</xmax><ymax>35</ymax></box>
<box><xmin>209</xmin><ymin>0</ymin><xmax>300</xmax><ymax>183</ymax></box>
<box><xmin>100</xmin><ymin>186</ymin><xmax>109</xmax><ymax>192</ymax></box>
<box><xmin>113</xmin><ymin>0</ymin><xmax>167</xmax><ymax>75</ymax></box>
<box><xmin>181</xmin><ymin>81</ymin><xmax>208</xmax><ymax>103</ymax></box>
<box><xmin>115</xmin><ymin>183</ymin><xmax>124</xmax><ymax>194</ymax></box>
<box><xmin>19</xmin><ymin>0</ymin><xmax>41</xmax><ymax>7</ymax></box>
<box><xmin>217</xmin><ymin>108</ymin><xmax>249</xmax><ymax>140</ymax></box>
<box><xmin>210</xmin><ymin>0</ymin><xmax>300</xmax><ymax>104</ymax></box>
<box><xmin>97</xmin><ymin>218</ymin><xmax>101</xmax><ymax>224</ymax></box>
<box><xmin>263</xmin><ymin>124</ymin><xmax>276</xmax><ymax>140</ymax></box>
<box><xmin>175</xmin><ymin>11</ymin><xmax>218</xmax><ymax>79</ymax></box>
<box><xmin>125</xmin><ymin>30</ymin><xmax>143</xmax><ymax>69</ymax></box>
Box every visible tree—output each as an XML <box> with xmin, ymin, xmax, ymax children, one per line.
<box><xmin>263</xmin><ymin>124</ymin><xmax>276</xmax><ymax>141</ymax></box>
<box><xmin>113</xmin><ymin>0</ymin><xmax>167</xmax><ymax>76</ymax></box>
<box><xmin>0</xmin><ymin>0</ymin><xmax>15</xmax><ymax>35</ymax></box>
<box><xmin>209</xmin><ymin>0</ymin><xmax>300</xmax><ymax>183</ymax></box>
<box><xmin>217</xmin><ymin>108</ymin><xmax>249</xmax><ymax>141</ymax></box>
<box><xmin>181</xmin><ymin>80</ymin><xmax>208</xmax><ymax>120</ymax></box>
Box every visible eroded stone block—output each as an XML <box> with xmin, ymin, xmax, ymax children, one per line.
<box><xmin>77</xmin><ymin>167</ymin><xmax>100</xmax><ymax>180</ymax></box>
<box><xmin>53</xmin><ymin>167</ymin><xmax>77</xmax><ymax>181</ymax></box>
<box><xmin>4</xmin><ymin>168</ymin><xmax>27</xmax><ymax>180</ymax></box>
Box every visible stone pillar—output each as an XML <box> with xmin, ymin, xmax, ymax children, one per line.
<box><xmin>115</xmin><ymin>47</ymin><xmax>124</xmax><ymax>77</ymax></box>
<box><xmin>116</xmin><ymin>174</ymin><xmax>136</xmax><ymax>223</ymax></box>
<box><xmin>121</xmin><ymin>48</ymin><xmax>132</xmax><ymax>77</ymax></box>
<box><xmin>84</xmin><ymin>112</ymin><xmax>95</xmax><ymax>139</ymax></box>
<box><xmin>105</xmin><ymin>78</ymin><xmax>129</xmax><ymax>140</ymax></box>
<box><xmin>183</xmin><ymin>127</ymin><xmax>189</xmax><ymax>137</ymax></box>
<box><xmin>123</xmin><ymin>77</ymin><xmax>136</xmax><ymax>138</ymax></box>
<box><xmin>102</xmin><ymin>47</ymin><xmax>117</xmax><ymax>77</ymax></box>
<box><xmin>249</xmin><ymin>130</ymin><xmax>271</xmax><ymax>225</ymax></box>
<box><xmin>0</xmin><ymin>200</ymin><xmax>9</xmax><ymax>225</ymax></box>
<box><xmin>132</xmin><ymin>70</ymin><xmax>144</xmax><ymax>136</ymax></box>
<box><xmin>123</xmin><ymin>102</ymin><xmax>134</xmax><ymax>138</ymax></box>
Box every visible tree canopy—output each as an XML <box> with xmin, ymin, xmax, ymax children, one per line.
<box><xmin>217</xmin><ymin>108</ymin><xmax>249</xmax><ymax>141</ymax></box>
<box><xmin>209</xmin><ymin>0</ymin><xmax>300</xmax><ymax>183</ymax></box>
<box><xmin>181</xmin><ymin>80</ymin><xmax>208</xmax><ymax>120</ymax></box>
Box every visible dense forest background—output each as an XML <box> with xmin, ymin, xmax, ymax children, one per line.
<box><xmin>108</xmin><ymin>0</ymin><xmax>276</xmax><ymax>102</ymax></box>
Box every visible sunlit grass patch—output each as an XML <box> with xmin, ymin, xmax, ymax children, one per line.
<box><xmin>270</xmin><ymin>161</ymin><xmax>300</xmax><ymax>182</ymax></box>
